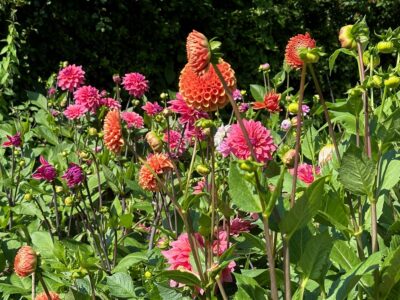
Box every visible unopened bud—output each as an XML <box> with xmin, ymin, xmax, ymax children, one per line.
<box><xmin>282</xmin><ymin>149</ymin><xmax>298</xmax><ymax>168</ymax></box>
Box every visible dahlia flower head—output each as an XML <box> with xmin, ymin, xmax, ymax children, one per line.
<box><xmin>214</xmin><ymin>125</ymin><xmax>232</xmax><ymax>157</ymax></box>
<box><xmin>14</xmin><ymin>246</ymin><xmax>37</xmax><ymax>277</ymax></box>
<box><xmin>290</xmin><ymin>163</ymin><xmax>320</xmax><ymax>185</ymax></box>
<box><xmin>121</xmin><ymin>111</ymin><xmax>144</xmax><ymax>129</ymax></box>
<box><xmin>122</xmin><ymin>72</ymin><xmax>149</xmax><ymax>98</ymax></box>
<box><xmin>32</xmin><ymin>156</ymin><xmax>57</xmax><ymax>182</ymax></box>
<box><xmin>103</xmin><ymin>110</ymin><xmax>124</xmax><ymax>153</ymax></box>
<box><xmin>253</xmin><ymin>91</ymin><xmax>281</xmax><ymax>113</ymax></box>
<box><xmin>101</xmin><ymin>97</ymin><xmax>121</xmax><ymax>110</ymax></box>
<box><xmin>224</xmin><ymin>119</ymin><xmax>277</xmax><ymax>163</ymax></box>
<box><xmin>163</xmin><ymin>129</ymin><xmax>186</xmax><ymax>158</ymax></box>
<box><xmin>142</xmin><ymin>101</ymin><xmax>163</xmax><ymax>116</ymax></box>
<box><xmin>281</xmin><ymin>119</ymin><xmax>292</xmax><ymax>131</ymax></box>
<box><xmin>318</xmin><ymin>144</ymin><xmax>335</xmax><ymax>167</ymax></box>
<box><xmin>186</xmin><ymin>30</ymin><xmax>211</xmax><ymax>75</ymax></box>
<box><xmin>63</xmin><ymin>104</ymin><xmax>88</xmax><ymax>120</ymax></box>
<box><xmin>35</xmin><ymin>291</ymin><xmax>61</xmax><ymax>300</ymax></box>
<box><xmin>138</xmin><ymin>153</ymin><xmax>174</xmax><ymax>191</ymax></box>
<box><xmin>73</xmin><ymin>85</ymin><xmax>102</xmax><ymax>113</ymax></box>
<box><xmin>57</xmin><ymin>64</ymin><xmax>85</xmax><ymax>92</ymax></box>
<box><xmin>168</xmin><ymin>93</ymin><xmax>208</xmax><ymax>126</ymax></box>
<box><xmin>3</xmin><ymin>132</ymin><xmax>22</xmax><ymax>148</ymax></box>
<box><xmin>193</xmin><ymin>178</ymin><xmax>206</xmax><ymax>194</ymax></box>
<box><xmin>179</xmin><ymin>58</ymin><xmax>236</xmax><ymax>112</ymax></box>
<box><xmin>230</xmin><ymin>217</ymin><xmax>253</xmax><ymax>235</ymax></box>
<box><xmin>62</xmin><ymin>163</ymin><xmax>84</xmax><ymax>188</ymax></box>
<box><xmin>285</xmin><ymin>33</ymin><xmax>316</xmax><ymax>69</ymax></box>
<box><xmin>232</xmin><ymin>89</ymin><xmax>243</xmax><ymax>101</ymax></box>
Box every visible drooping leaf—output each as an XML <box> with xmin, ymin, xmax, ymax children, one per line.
<box><xmin>329</xmin><ymin>48</ymin><xmax>357</xmax><ymax>74</ymax></box>
<box><xmin>160</xmin><ymin>270</ymin><xmax>201</xmax><ymax>287</ymax></box>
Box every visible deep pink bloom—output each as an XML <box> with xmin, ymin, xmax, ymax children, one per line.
<box><xmin>73</xmin><ymin>86</ymin><xmax>101</xmax><ymax>113</ymax></box>
<box><xmin>224</xmin><ymin>119</ymin><xmax>277</xmax><ymax>163</ymax></box>
<box><xmin>63</xmin><ymin>104</ymin><xmax>87</xmax><ymax>120</ymax></box>
<box><xmin>50</xmin><ymin>109</ymin><xmax>60</xmax><ymax>117</ymax></box>
<box><xmin>184</xmin><ymin>124</ymin><xmax>206</xmax><ymax>144</ymax></box>
<box><xmin>290</xmin><ymin>163</ymin><xmax>320</xmax><ymax>185</ymax></box>
<box><xmin>239</xmin><ymin>103</ymin><xmax>250</xmax><ymax>113</ymax></box>
<box><xmin>212</xmin><ymin>230</ymin><xmax>236</xmax><ymax>282</ymax></box>
<box><xmin>302</xmin><ymin>104</ymin><xmax>310</xmax><ymax>115</ymax></box>
<box><xmin>62</xmin><ymin>163</ymin><xmax>84</xmax><ymax>188</ymax></box>
<box><xmin>230</xmin><ymin>218</ymin><xmax>252</xmax><ymax>235</ymax></box>
<box><xmin>121</xmin><ymin>111</ymin><xmax>144</xmax><ymax>129</ymax></box>
<box><xmin>168</xmin><ymin>93</ymin><xmax>208</xmax><ymax>125</ymax></box>
<box><xmin>232</xmin><ymin>89</ymin><xmax>242</xmax><ymax>101</ymax></box>
<box><xmin>48</xmin><ymin>87</ymin><xmax>56</xmax><ymax>96</ymax></box>
<box><xmin>32</xmin><ymin>156</ymin><xmax>57</xmax><ymax>182</ymax></box>
<box><xmin>142</xmin><ymin>102</ymin><xmax>163</xmax><ymax>116</ymax></box>
<box><xmin>57</xmin><ymin>64</ymin><xmax>85</xmax><ymax>91</ymax></box>
<box><xmin>163</xmin><ymin>129</ymin><xmax>186</xmax><ymax>158</ymax></box>
<box><xmin>3</xmin><ymin>132</ymin><xmax>22</xmax><ymax>148</ymax></box>
<box><xmin>193</xmin><ymin>178</ymin><xmax>206</xmax><ymax>194</ymax></box>
<box><xmin>122</xmin><ymin>72</ymin><xmax>149</xmax><ymax>98</ymax></box>
<box><xmin>101</xmin><ymin>97</ymin><xmax>121</xmax><ymax>110</ymax></box>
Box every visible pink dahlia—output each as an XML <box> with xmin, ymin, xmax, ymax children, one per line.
<box><xmin>142</xmin><ymin>101</ymin><xmax>163</xmax><ymax>116</ymax></box>
<box><xmin>290</xmin><ymin>163</ymin><xmax>320</xmax><ymax>185</ymax></box>
<box><xmin>101</xmin><ymin>97</ymin><xmax>121</xmax><ymax>110</ymax></box>
<box><xmin>73</xmin><ymin>85</ymin><xmax>102</xmax><ymax>113</ymax></box>
<box><xmin>32</xmin><ymin>156</ymin><xmax>57</xmax><ymax>182</ymax></box>
<box><xmin>57</xmin><ymin>64</ymin><xmax>85</xmax><ymax>92</ymax></box>
<box><xmin>3</xmin><ymin>132</ymin><xmax>22</xmax><ymax>148</ymax></box>
<box><xmin>63</xmin><ymin>104</ymin><xmax>87</xmax><ymax>120</ymax></box>
<box><xmin>212</xmin><ymin>230</ymin><xmax>236</xmax><ymax>282</ymax></box>
<box><xmin>230</xmin><ymin>217</ymin><xmax>252</xmax><ymax>235</ymax></box>
<box><xmin>224</xmin><ymin>119</ymin><xmax>277</xmax><ymax>163</ymax></box>
<box><xmin>62</xmin><ymin>163</ymin><xmax>84</xmax><ymax>188</ymax></box>
<box><xmin>122</xmin><ymin>72</ymin><xmax>149</xmax><ymax>98</ymax></box>
<box><xmin>184</xmin><ymin>124</ymin><xmax>207</xmax><ymax>144</ymax></box>
<box><xmin>168</xmin><ymin>93</ymin><xmax>208</xmax><ymax>125</ymax></box>
<box><xmin>163</xmin><ymin>129</ymin><xmax>186</xmax><ymax>158</ymax></box>
<box><xmin>121</xmin><ymin>111</ymin><xmax>144</xmax><ymax>129</ymax></box>
<box><xmin>193</xmin><ymin>178</ymin><xmax>206</xmax><ymax>194</ymax></box>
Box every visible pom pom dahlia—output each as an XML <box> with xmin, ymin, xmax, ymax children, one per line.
<box><xmin>168</xmin><ymin>93</ymin><xmax>208</xmax><ymax>125</ymax></box>
<box><xmin>35</xmin><ymin>291</ymin><xmax>61</xmax><ymax>300</ymax></box>
<box><xmin>62</xmin><ymin>163</ymin><xmax>84</xmax><ymax>188</ymax></box>
<box><xmin>101</xmin><ymin>97</ymin><xmax>121</xmax><ymax>110</ymax></box>
<box><xmin>179</xmin><ymin>59</ymin><xmax>236</xmax><ymax>112</ymax></box>
<box><xmin>63</xmin><ymin>104</ymin><xmax>87</xmax><ymax>120</ymax></box>
<box><xmin>121</xmin><ymin>111</ymin><xmax>144</xmax><ymax>129</ymax></box>
<box><xmin>225</xmin><ymin>119</ymin><xmax>277</xmax><ymax>163</ymax></box>
<box><xmin>73</xmin><ymin>85</ymin><xmax>102</xmax><ymax>113</ymax></box>
<box><xmin>252</xmin><ymin>91</ymin><xmax>281</xmax><ymax>112</ymax></box>
<box><xmin>122</xmin><ymin>72</ymin><xmax>149</xmax><ymax>98</ymax></box>
<box><xmin>186</xmin><ymin>30</ymin><xmax>211</xmax><ymax>75</ymax></box>
<box><xmin>14</xmin><ymin>246</ymin><xmax>37</xmax><ymax>277</ymax></box>
<box><xmin>139</xmin><ymin>153</ymin><xmax>173</xmax><ymax>191</ymax></box>
<box><xmin>57</xmin><ymin>64</ymin><xmax>85</xmax><ymax>91</ymax></box>
<box><xmin>285</xmin><ymin>33</ymin><xmax>316</xmax><ymax>69</ymax></box>
<box><xmin>32</xmin><ymin>156</ymin><xmax>57</xmax><ymax>182</ymax></box>
<box><xmin>104</xmin><ymin>110</ymin><xmax>124</xmax><ymax>153</ymax></box>
<box><xmin>142</xmin><ymin>101</ymin><xmax>163</xmax><ymax>116</ymax></box>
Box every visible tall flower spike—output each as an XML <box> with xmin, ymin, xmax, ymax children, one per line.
<box><xmin>285</xmin><ymin>33</ymin><xmax>316</xmax><ymax>69</ymax></box>
<box><xmin>104</xmin><ymin>110</ymin><xmax>124</xmax><ymax>153</ymax></box>
<box><xmin>186</xmin><ymin>30</ymin><xmax>211</xmax><ymax>75</ymax></box>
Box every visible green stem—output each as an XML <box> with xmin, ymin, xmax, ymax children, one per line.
<box><xmin>38</xmin><ymin>274</ymin><xmax>52</xmax><ymax>300</ymax></box>
<box><xmin>51</xmin><ymin>183</ymin><xmax>61</xmax><ymax>239</ymax></box>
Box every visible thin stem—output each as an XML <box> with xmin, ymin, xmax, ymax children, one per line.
<box><xmin>308</xmin><ymin>64</ymin><xmax>341</xmax><ymax>162</ymax></box>
<box><xmin>89</xmin><ymin>273</ymin><xmax>96</xmax><ymax>300</ymax></box>
<box><xmin>283</xmin><ymin>238</ymin><xmax>291</xmax><ymax>299</ymax></box>
<box><xmin>216</xmin><ymin>277</ymin><xmax>228</xmax><ymax>300</ymax></box>
<box><xmin>38</xmin><ymin>274</ymin><xmax>52</xmax><ymax>300</ymax></box>
<box><xmin>51</xmin><ymin>183</ymin><xmax>61</xmax><ymax>239</ymax></box>
<box><xmin>32</xmin><ymin>272</ymin><xmax>36</xmax><ymax>300</ymax></box>
<box><xmin>371</xmin><ymin>200</ymin><xmax>378</xmax><ymax>252</ymax></box>
<box><xmin>33</xmin><ymin>197</ymin><xmax>53</xmax><ymax>239</ymax></box>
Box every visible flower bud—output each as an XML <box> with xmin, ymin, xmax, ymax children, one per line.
<box><xmin>160</xmin><ymin>92</ymin><xmax>169</xmax><ymax>100</ymax></box>
<box><xmin>144</xmin><ymin>271</ymin><xmax>152</xmax><ymax>279</ymax></box>
<box><xmin>259</xmin><ymin>63</ymin><xmax>270</xmax><ymax>72</ymax></box>
<box><xmin>196</xmin><ymin>118</ymin><xmax>214</xmax><ymax>129</ymax></box>
<box><xmin>55</xmin><ymin>186</ymin><xmax>64</xmax><ymax>193</ymax></box>
<box><xmin>88</xmin><ymin>127</ymin><xmax>98</xmax><ymax>136</ymax></box>
<box><xmin>146</xmin><ymin>131</ymin><xmax>163</xmax><ymax>152</ymax></box>
<box><xmin>339</xmin><ymin>25</ymin><xmax>357</xmax><ymax>50</ymax></box>
<box><xmin>19</xmin><ymin>160</ymin><xmax>25</xmax><ymax>167</ymax></box>
<box><xmin>384</xmin><ymin>75</ymin><xmax>400</xmax><ymax>89</ymax></box>
<box><xmin>98</xmin><ymin>131</ymin><xmax>104</xmax><ymax>138</ymax></box>
<box><xmin>132</xmin><ymin>99</ymin><xmax>140</xmax><ymax>107</ymax></box>
<box><xmin>367</xmin><ymin>75</ymin><xmax>382</xmax><ymax>88</ymax></box>
<box><xmin>23</xmin><ymin>193</ymin><xmax>32</xmax><ymax>201</ymax></box>
<box><xmin>362</xmin><ymin>50</ymin><xmax>380</xmax><ymax>68</ymax></box>
<box><xmin>377</xmin><ymin>40</ymin><xmax>394</xmax><ymax>54</ymax></box>
<box><xmin>113</xmin><ymin>74</ymin><xmax>121</xmax><ymax>84</ymax></box>
<box><xmin>14</xmin><ymin>246</ymin><xmax>37</xmax><ymax>277</ymax></box>
<box><xmin>162</xmin><ymin>108</ymin><xmax>172</xmax><ymax>117</ymax></box>
<box><xmin>288</xmin><ymin>102</ymin><xmax>299</xmax><ymax>114</ymax></box>
<box><xmin>299</xmin><ymin>50</ymin><xmax>319</xmax><ymax>64</ymax></box>
<box><xmin>196</xmin><ymin>164</ymin><xmax>211</xmax><ymax>176</ymax></box>
<box><xmin>318</xmin><ymin>144</ymin><xmax>335</xmax><ymax>167</ymax></box>
<box><xmin>64</xmin><ymin>197</ymin><xmax>74</xmax><ymax>207</ymax></box>
<box><xmin>239</xmin><ymin>160</ymin><xmax>257</xmax><ymax>172</ymax></box>
<box><xmin>282</xmin><ymin>149</ymin><xmax>298</xmax><ymax>168</ymax></box>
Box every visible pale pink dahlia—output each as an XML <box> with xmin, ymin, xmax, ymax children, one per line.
<box><xmin>101</xmin><ymin>97</ymin><xmax>121</xmax><ymax>110</ymax></box>
<box><xmin>142</xmin><ymin>101</ymin><xmax>163</xmax><ymax>116</ymax></box>
<box><xmin>73</xmin><ymin>86</ymin><xmax>102</xmax><ymax>113</ymax></box>
<box><xmin>168</xmin><ymin>93</ymin><xmax>208</xmax><ymax>125</ymax></box>
<box><xmin>290</xmin><ymin>163</ymin><xmax>320</xmax><ymax>185</ymax></box>
<box><xmin>163</xmin><ymin>129</ymin><xmax>186</xmax><ymax>158</ymax></box>
<box><xmin>122</xmin><ymin>72</ymin><xmax>149</xmax><ymax>98</ymax></box>
<box><xmin>63</xmin><ymin>104</ymin><xmax>87</xmax><ymax>120</ymax></box>
<box><xmin>121</xmin><ymin>111</ymin><xmax>144</xmax><ymax>129</ymax></box>
<box><xmin>57</xmin><ymin>64</ymin><xmax>85</xmax><ymax>92</ymax></box>
<box><xmin>224</xmin><ymin>119</ymin><xmax>277</xmax><ymax>163</ymax></box>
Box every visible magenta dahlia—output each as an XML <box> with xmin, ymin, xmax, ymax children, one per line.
<box><xmin>142</xmin><ymin>101</ymin><xmax>163</xmax><ymax>116</ymax></box>
<box><xmin>122</xmin><ymin>72</ymin><xmax>149</xmax><ymax>98</ymax></box>
<box><xmin>32</xmin><ymin>156</ymin><xmax>57</xmax><ymax>182</ymax></box>
<box><xmin>121</xmin><ymin>111</ymin><xmax>144</xmax><ymax>129</ymax></box>
<box><xmin>57</xmin><ymin>64</ymin><xmax>85</xmax><ymax>91</ymax></box>
<box><xmin>63</xmin><ymin>104</ymin><xmax>88</xmax><ymax>120</ymax></box>
<box><xmin>163</xmin><ymin>129</ymin><xmax>186</xmax><ymax>158</ymax></box>
<box><xmin>73</xmin><ymin>85</ymin><xmax>102</xmax><ymax>113</ymax></box>
<box><xmin>62</xmin><ymin>163</ymin><xmax>84</xmax><ymax>188</ymax></box>
<box><xmin>168</xmin><ymin>93</ymin><xmax>208</xmax><ymax>125</ymax></box>
<box><xmin>101</xmin><ymin>97</ymin><xmax>121</xmax><ymax>110</ymax></box>
<box><xmin>3</xmin><ymin>132</ymin><xmax>22</xmax><ymax>148</ymax></box>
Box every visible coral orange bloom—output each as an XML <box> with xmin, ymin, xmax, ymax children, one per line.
<box><xmin>186</xmin><ymin>30</ymin><xmax>211</xmax><ymax>74</ymax></box>
<box><xmin>285</xmin><ymin>33</ymin><xmax>316</xmax><ymax>69</ymax></box>
<box><xmin>139</xmin><ymin>153</ymin><xmax>173</xmax><ymax>191</ymax></box>
<box><xmin>179</xmin><ymin>58</ymin><xmax>236</xmax><ymax>112</ymax></box>
<box><xmin>103</xmin><ymin>110</ymin><xmax>124</xmax><ymax>153</ymax></box>
<box><xmin>253</xmin><ymin>91</ymin><xmax>281</xmax><ymax>113</ymax></box>
<box><xmin>14</xmin><ymin>246</ymin><xmax>37</xmax><ymax>277</ymax></box>
<box><xmin>35</xmin><ymin>291</ymin><xmax>61</xmax><ymax>300</ymax></box>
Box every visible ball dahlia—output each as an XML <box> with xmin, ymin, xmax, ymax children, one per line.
<box><xmin>63</xmin><ymin>104</ymin><xmax>87</xmax><ymax>120</ymax></box>
<box><xmin>103</xmin><ymin>110</ymin><xmax>124</xmax><ymax>153</ymax></box>
<box><xmin>121</xmin><ymin>111</ymin><xmax>144</xmax><ymax>129</ymax></box>
<box><xmin>285</xmin><ymin>33</ymin><xmax>316</xmax><ymax>69</ymax></box>
<box><xmin>224</xmin><ymin>119</ymin><xmax>277</xmax><ymax>163</ymax></box>
<box><xmin>57</xmin><ymin>64</ymin><xmax>85</xmax><ymax>92</ymax></box>
<box><xmin>122</xmin><ymin>72</ymin><xmax>149</xmax><ymax>98</ymax></box>
<box><xmin>186</xmin><ymin>30</ymin><xmax>211</xmax><ymax>75</ymax></box>
<box><xmin>179</xmin><ymin>58</ymin><xmax>236</xmax><ymax>112</ymax></box>
<box><xmin>14</xmin><ymin>246</ymin><xmax>37</xmax><ymax>277</ymax></box>
<box><xmin>138</xmin><ymin>153</ymin><xmax>173</xmax><ymax>191</ymax></box>
<box><xmin>73</xmin><ymin>85</ymin><xmax>102</xmax><ymax>113</ymax></box>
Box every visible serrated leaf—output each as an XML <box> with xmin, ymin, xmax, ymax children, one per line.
<box><xmin>106</xmin><ymin>272</ymin><xmax>136</xmax><ymax>298</ymax></box>
<box><xmin>234</xmin><ymin>273</ymin><xmax>267</xmax><ymax>300</ymax></box>
<box><xmin>330</xmin><ymin>240</ymin><xmax>361</xmax><ymax>272</ymax></box>
<box><xmin>31</xmin><ymin>231</ymin><xmax>54</xmax><ymax>258</ymax></box>
<box><xmin>379</xmin><ymin>247</ymin><xmax>400</xmax><ymax>299</ymax></box>
<box><xmin>102</xmin><ymin>166</ymin><xmax>120</xmax><ymax>193</ymax></box>
<box><xmin>113</xmin><ymin>252</ymin><xmax>147</xmax><ymax>273</ymax></box>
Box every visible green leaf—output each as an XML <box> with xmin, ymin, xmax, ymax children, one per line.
<box><xmin>27</xmin><ymin>91</ymin><xmax>48</xmax><ymax>110</ymax></box>
<box><xmin>298</xmin><ymin>232</ymin><xmax>333</xmax><ymax>281</ymax></box>
<box><xmin>249</xmin><ymin>84</ymin><xmax>266</xmax><ymax>102</ymax></box>
<box><xmin>34</xmin><ymin>126</ymin><xmax>59</xmax><ymax>145</ymax></box>
<box><xmin>338</xmin><ymin>145</ymin><xmax>376</xmax><ymax>196</ymax></box>
<box><xmin>301</xmin><ymin>126</ymin><xmax>318</xmax><ymax>160</ymax></box>
<box><xmin>318</xmin><ymin>191</ymin><xmax>350</xmax><ymax>233</ymax></box>
<box><xmin>329</xmin><ymin>48</ymin><xmax>357</xmax><ymax>74</ymax></box>
<box><xmin>280</xmin><ymin>178</ymin><xmax>325</xmax><ymax>239</ymax></box>
<box><xmin>379</xmin><ymin>247</ymin><xmax>400</xmax><ymax>299</ymax></box>
<box><xmin>330</xmin><ymin>240</ymin><xmax>361</xmax><ymax>272</ymax></box>
<box><xmin>113</xmin><ymin>252</ymin><xmax>147</xmax><ymax>273</ymax></box>
<box><xmin>228</xmin><ymin>162</ymin><xmax>262</xmax><ymax>213</ymax></box>
<box><xmin>234</xmin><ymin>273</ymin><xmax>267</xmax><ymax>300</ymax></box>
<box><xmin>106</xmin><ymin>272</ymin><xmax>136</xmax><ymax>298</ymax></box>
<box><xmin>31</xmin><ymin>231</ymin><xmax>54</xmax><ymax>258</ymax></box>
<box><xmin>376</xmin><ymin>150</ymin><xmax>400</xmax><ymax>197</ymax></box>
<box><xmin>102</xmin><ymin>166</ymin><xmax>120</xmax><ymax>193</ymax></box>
<box><xmin>272</xmin><ymin>70</ymin><xmax>286</xmax><ymax>88</ymax></box>
<box><xmin>155</xmin><ymin>283</ymin><xmax>192</xmax><ymax>300</ymax></box>
<box><xmin>160</xmin><ymin>270</ymin><xmax>201</xmax><ymax>287</ymax></box>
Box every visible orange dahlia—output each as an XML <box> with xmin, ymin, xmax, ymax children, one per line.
<box><xmin>179</xmin><ymin>59</ymin><xmax>236</xmax><ymax>112</ymax></box>
<box><xmin>253</xmin><ymin>91</ymin><xmax>281</xmax><ymax>113</ymax></box>
<box><xmin>139</xmin><ymin>153</ymin><xmax>173</xmax><ymax>191</ymax></box>
<box><xmin>285</xmin><ymin>33</ymin><xmax>316</xmax><ymax>69</ymax></box>
<box><xmin>35</xmin><ymin>291</ymin><xmax>61</xmax><ymax>300</ymax></box>
<box><xmin>186</xmin><ymin>30</ymin><xmax>211</xmax><ymax>75</ymax></box>
<box><xmin>14</xmin><ymin>246</ymin><xmax>37</xmax><ymax>277</ymax></box>
<box><xmin>103</xmin><ymin>110</ymin><xmax>124</xmax><ymax>153</ymax></box>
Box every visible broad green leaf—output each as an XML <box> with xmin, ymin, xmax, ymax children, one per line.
<box><xmin>155</xmin><ymin>283</ymin><xmax>191</xmax><ymax>300</ymax></box>
<box><xmin>338</xmin><ymin>145</ymin><xmax>376</xmax><ymax>196</ymax></box>
<box><xmin>329</xmin><ymin>48</ymin><xmax>357</xmax><ymax>74</ymax></box>
<box><xmin>106</xmin><ymin>272</ymin><xmax>136</xmax><ymax>298</ymax></box>
<box><xmin>330</xmin><ymin>240</ymin><xmax>361</xmax><ymax>272</ymax></box>
<box><xmin>301</xmin><ymin>126</ymin><xmax>318</xmax><ymax>160</ymax></box>
<box><xmin>160</xmin><ymin>270</ymin><xmax>201</xmax><ymax>287</ymax></box>
<box><xmin>249</xmin><ymin>84</ymin><xmax>266</xmax><ymax>102</ymax></box>
<box><xmin>234</xmin><ymin>273</ymin><xmax>268</xmax><ymax>300</ymax></box>
<box><xmin>272</xmin><ymin>70</ymin><xmax>286</xmax><ymax>88</ymax></box>
<box><xmin>228</xmin><ymin>162</ymin><xmax>262</xmax><ymax>213</ymax></box>
<box><xmin>31</xmin><ymin>231</ymin><xmax>54</xmax><ymax>258</ymax></box>
<box><xmin>234</xmin><ymin>287</ymin><xmax>254</xmax><ymax>300</ymax></box>
<box><xmin>379</xmin><ymin>247</ymin><xmax>400</xmax><ymax>299</ymax></box>
<box><xmin>318</xmin><ymin>191</ymin><xmax>350</xmax><ymax>233</ymax></box>
<box><xmin>280</xmin><ymin>178</ymin><xmax>325</xmax><ymax>239</ymax></box>
<box><xmin>113</xmin><ymin>252</ymin><xmax>147</xmax><ymax>273</ymax></box>
<box><xmin>102</xmin><ymin>166</ymin><xmax>120</xmax><ymax>193</ymax></box>
<box><xmin>376</xmin><ymin>150</ymin><xmax>400</xmax><ymax>197</ymax></box>
<box><xmin>0</xmin><ymin>283</ymin><xmax>28</xmax><ymax>295</ymax></box>
<box><xmin>27</xmin><ymin>91</ymin><xmax>48</xmax><ymax>110</ymax></box>
<box><xmin>34</xmin><ymin>126</ymin><xmax>59</xmax><ymax>145</ymax></box>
